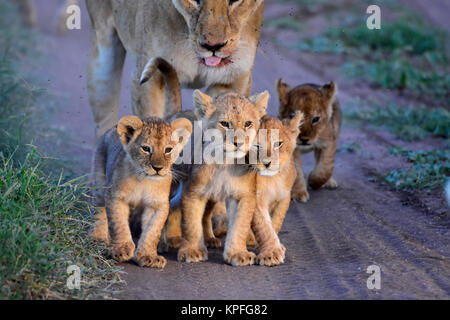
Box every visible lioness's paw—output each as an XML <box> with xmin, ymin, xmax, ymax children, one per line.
<box><xmin>111</xmin><ymin>241</ymin><xmax>135</xmax><ymax>262</ymax></box>
<box><xmin>292</xmin><ymin>189</ymin><xmax>310</xmax><ymax>203</ymax></box>
<box><xmin>225</xmin><ymin>251</ymin><xmax>256</xmax><ymax>266</ymax></box>
<box><xmin>323</xmin><ymin>178</ymin><xmax>338</xmax><ymax>189</ymax></box>
<box><xmin>178</xmin><ymin>247</ymin><xmax>208</xmax><ymax>263</ymax></box>
<box><xmin>134</xmin><ymin>253</ymin><xmax>167</xmax><ymax>269</ymax></box>
<box><xmin>257</xmin><ymin>246</ymin><xmax>285</xmax><ymax>267</ymax></box>
<box><xmin>205</xmin><ymin>237</ymin><xmax>222</xmax><ymax>248</ymax></box>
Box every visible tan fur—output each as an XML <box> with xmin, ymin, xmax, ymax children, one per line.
<box><xmin>91</xmin><ymin>116</ymin><xmax>192</xmax><ymax>268</ymax></box>
<box><xmin>277</xmin><ymin>80</ymin><xmax>342</xmax><ymax>202</ymax></box>
<box><xmin>251</xmin><ymin>113</ymin><xmax>303</xmax><ymax>266</ymax></box>
<box><xmin>178</xmin><ymin>90</ymin><xmax>269</xmax><ymax>266</ymax></box>
<box><xmin>86</xmin><ymin>0</ymin><xmax>265</xmax><ymax>140</ymax></box>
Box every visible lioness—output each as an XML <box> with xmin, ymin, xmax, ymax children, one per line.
<box><xmin>86</xmin><ymin>0</ymin><xmax>265</xmax><ymax>140</ymax></box>
<box><xmin>277</xmin><ymin>80</ymin><xmax>342</xmax><ymax>202</ymax></box>
<box><xmin>178</xmin><ymin>90</ymin><xmax>271</xmax><ymax>266</ymax></box>
<box><xmin>91</xmin><ymin>115</ymin><xmax>192</xmax><ymax>268</ymax></box>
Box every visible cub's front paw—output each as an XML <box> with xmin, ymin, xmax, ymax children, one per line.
<box><xmin>111</xmin><ymin>241</ymin><xmax>135</xmax><ymax>262</ymax></box>
<box><xmin>257</xmin><ymin>246</ymin><xmax>286</xmax><ymax>267</ymax></box>
<box><xmin>134</xmin><ymin>253</ymin><xmax>167</xmax><ymax>269</ymax></box>
<box><xmin>323</xmin><ymin>178</ymin><xmax>338</xmax><ymax>189</ymax></box>
<box><xmin>292</xmin><ymin>188</ymin><xmax>310</xmax><ymax>203</ymax></box>
<box><xmin>205</xmin><ymin>237</ymin><xmax>222</xmax><ymax>248</ymax></box>
<box><xmin>178</xmin><ymin>246</ymin><xmax>208</xmax><ymax>263</ymax></box>
<box><xmin>225</xmin><ymin>251</ymin><xmax>256</xmax><ymax>266</ymax></box>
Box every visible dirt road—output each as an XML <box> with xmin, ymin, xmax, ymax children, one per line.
<box><xmin>31</xmin><ymin>0</ymin><xmax>449</xmax><ymax>299</ymax></box>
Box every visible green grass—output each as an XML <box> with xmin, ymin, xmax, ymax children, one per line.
<box><xmin>346</xmin><ymin>102</ymin><xmax>450</xmax><ymax>141</ymax></box>
<box><xmin>275</xmin><ymin>1</ymin><xmax>450</xmax><ymax>104</ymax></box>
<box><xmin>0</xmin><ymin>149</ymin><xmax>124</xmax><ymax>299</ymax></box>
<box><xmin>0</xmin><ymin>0</ymin><xmax>124</xmax><ymax>299</ymax></box>
<box><xmin>383</xmin><ymin>147</ymin><xmax>450</xmax><ymax>190</ymax></box>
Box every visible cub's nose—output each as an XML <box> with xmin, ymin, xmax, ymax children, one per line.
<box><xmin>263</xmin><ymin>161</ymin><xmax>271</xmax><ymax>168</ymax></box>
<box><xmin>151</xmin><ymin>165</ymin><xmax>164</xmax><ymax>173</ymax></box>
<box><xmin>300</xmin><ymin>138</ymin><xmax>309</xmax><ymax>145</ymax></box>
<box><xmin>234</xmin><ymin>142</ymin><xmax>245</xmax><ymax>149</ymax></box>
<box><xmin>200</xmin><ymin>41</ymin><xmax>228</xmax><ymax>53</ymax></box>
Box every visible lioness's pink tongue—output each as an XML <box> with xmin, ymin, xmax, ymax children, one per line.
<box><xmin>204</xmin><ymin>56</ymin><xmax>222</xmax><ymax>67</ymax></box>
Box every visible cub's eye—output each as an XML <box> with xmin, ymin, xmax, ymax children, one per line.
<box><xmin>274</xmin><ymin>141</ymin><xmax>284</xmax><ymax>149</ymax></box>
<box><xmin>229</xmin><ymin>0</ymin><xmax>240</xmax><ymax>5</ymax></box>
<box><xmin>141</xmin><ymin>146</ymin><xmax>151</xmax><ymax>153</ymax></box>
<box><xmin>312</xmin><ymin>117</ymin><xmax>321</xmax><ymax>124</ymax></box>
<box><xmin>245</xmin><ymin>121</ymin><xmax>253</xmax><ymax>128</ymax></box>
<box><xmin>289</xmin><ymin>113</ymin><xmax>296</xmax><ymax>119</ymax></box>
<box><xmin>165</xmin><ymin>147</ymin><xmax>173</xmax><ymax>154</ymax></box>
<box><xmin>219</xmin><ymin>121</ymin><xmax>230</xmax><ymax>129</ymax></box>
<box><xmin>191</xmin><ymin>0</ymin><xmax>201</xmax><ymax>4</ymax></box>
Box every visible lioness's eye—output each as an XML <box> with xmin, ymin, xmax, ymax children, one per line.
<box><xmin>274</xmin><ymin>141</ymin><xmax>283</xmax><ymax>149</ymax></box>
<box><xmin>141</xmin><ymin>146</ymin><xmax>151</xmax><ymax>153</ymax></box>
<box><xmin>165</xmin><ymin>147</ymin><xmax>173</xmax><ymax>154</ymax></box>
<box><xmin>219</xmin><ymin>121</ymin><xmax>230</xmax><ymax>129</ymax></box>
<box><xmin>229</xmin><ymin>0</ymin><xmax>240</xmax><ymax>5</ymax></box>
<box><xmin>245</xmin><ymin>121</ymin><xmax>253</xmax><ymax>128</ymax></box>
<box><xmin>192</xmin><ymin>0</ymin><xmax>201</xmax><ymax>5</ymax></box>
<box><xmin>312</xmin><ymin>117</ymin><xmax>321</xmax><ymax>124</ymax></box>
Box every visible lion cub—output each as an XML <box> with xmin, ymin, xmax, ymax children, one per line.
<box><xmin>91</xmin><ymin>115</ymin><xmax>192</xmax><ymax>268</ymax></box>
<box><xmin>277</xmin><ymin>80</ymin><xmax>342</xmax><ymax>202</ymax></box>
<box><xmin>178</xmin><ymin>90</ymin><xmax>273</xmax><ymax>266</ymax></box>
<box><xmin>250</xmin><ymin>113</ymin><xmax>304</xmax><ymax>266</ymax></box>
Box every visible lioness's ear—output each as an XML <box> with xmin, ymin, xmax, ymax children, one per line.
<box><xmin>321</xmin><ymin>81</ymin><xmax>337</xmax><ymax>119</ymax></box>
<box><xmin>289</xmin><ymin>111</ymin><xmax>304</xmax><ymax>138</ymax></box>
<box><xmin>117</xmin><ymin>116</ymin><xmax>143</xmax><ymax>145</ymax></box>
<box><xmin>171</xmin><ymin>118</ymin><xmax>193</xmax><ymax>152</ymax></box>
<box><xmin>193</xmin><ymin>90</ymin><xmax>215</xmax><ymax>119</ymax></box>
<box><xmin>249</xmin><ymin>91</ymin><xmax>270</xmax><ymax>117</ymax></box>
<box><xmin>277</xmin><ymin>78</ymin><xmax>291</xmax><ymax>111</ymax></box>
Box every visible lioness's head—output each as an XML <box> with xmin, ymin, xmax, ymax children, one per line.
<box><xmin>254</xmin><ymin>113</ymin><xmax>303</xmax><ymax>176</ymax></box>
<box><xmin>172</xmin><ymin>0</ymin><xmax>264</xmax><ymax>68</ymax></box>
<box><xmin>193</xmin><ymin>90</ymin><xmax>269</xmax><ymax>159</ymax></box>
<box><xmin>277</xmin><ymin>79</ymin><xmax>337</xmax><ymax>147</ymax></box>
<box><xmin>118</xmin><ymin>116</ymin><xmax>192</xmax><ymax>180</ymax></box>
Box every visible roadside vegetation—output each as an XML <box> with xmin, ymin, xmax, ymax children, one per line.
<box><xmin>0</xmin><ymin>0</ymin><xmax>123</xmax><ymax>299</ymax></box>
<box><xmin>271</xmin><ymin>0</ymin><xmax>450</xmax><ymax>191</ymax></box>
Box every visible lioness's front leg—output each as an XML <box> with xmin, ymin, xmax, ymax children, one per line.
<box><xmin>252</xmin><ymin>204</ymin><xmax>285</xmax><ymax>267</ymax></box>
<box><xmin>134</xmin><ymin>203</ymin><xmax>170</xmax><ymax>269</ymax></box>
<box><xmin>106</xmin><ymin>199</ymin><xmax>135</xmax><ymax>262</ymax></box>
<box><xmin>178</xmin><ymin>194</ymin><xmax>209</xmax><ymax>263</ymax></box>
<box><xmin>292</xmin><ymin>149</ymin><xmax>310</xmax><ymax>203</ymax></box>
<box><xmin>223</xmin><ymin>197</ymin><xmax>256</xmax><ymax>266</ymax></box>
<box><xmin>309</xmin><ymin>144</ymin><xmax>337</xmax><ymax>190</ymax></box>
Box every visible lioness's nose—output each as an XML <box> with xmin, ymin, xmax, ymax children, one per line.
<box><xmin>300</xmin><ymin>138</ymin><xmax>309</xmax><ymax>145</ymax></box>
<box><xmin>200</xmin><ymin>41</ymin><xmax>228</xmax><ymax>52</ymax></box>
<box><xmin>263</xmin><ymin>161</ymin><xmax>271</xmax><ymax>168</ymax></box>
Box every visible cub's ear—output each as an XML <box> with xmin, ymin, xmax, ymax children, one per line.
<box><xmin>321</xmin><ymin>81</ymin><xmax>338</xmax><ymax>119</ymax></box>
<box><xmin>277</xmin><ymin>78</ymin><xmax>291</xmax><ymax>110</ymax></box>
<box><xmin>193</xmin><ymin>90</ymin><xmax>215</xmax><ymax>119</ymax></box>
<box><xmin>249</xmin><ymin>91</ymin><xmax>270</xmax><ymax>117</ymax></box>
<box><xmin>171</xmin><ymin>117</ymin><xmax>193</xmax><ymax>153</ymax></box>
<box><xmin>117</xmin><ymin>116</ymin><xmax>143</xmax><ymax>145</ymax></box>
<box><xmin>289</xmin><ymin>111</ymin><xmax>304</xmax><ymax>138</ymax></box>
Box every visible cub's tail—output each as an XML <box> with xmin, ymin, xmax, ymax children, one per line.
<box><xmin>140</xmin><ymin>57</ymin><xmax>182</xmax><ymax>117</ymax></box>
